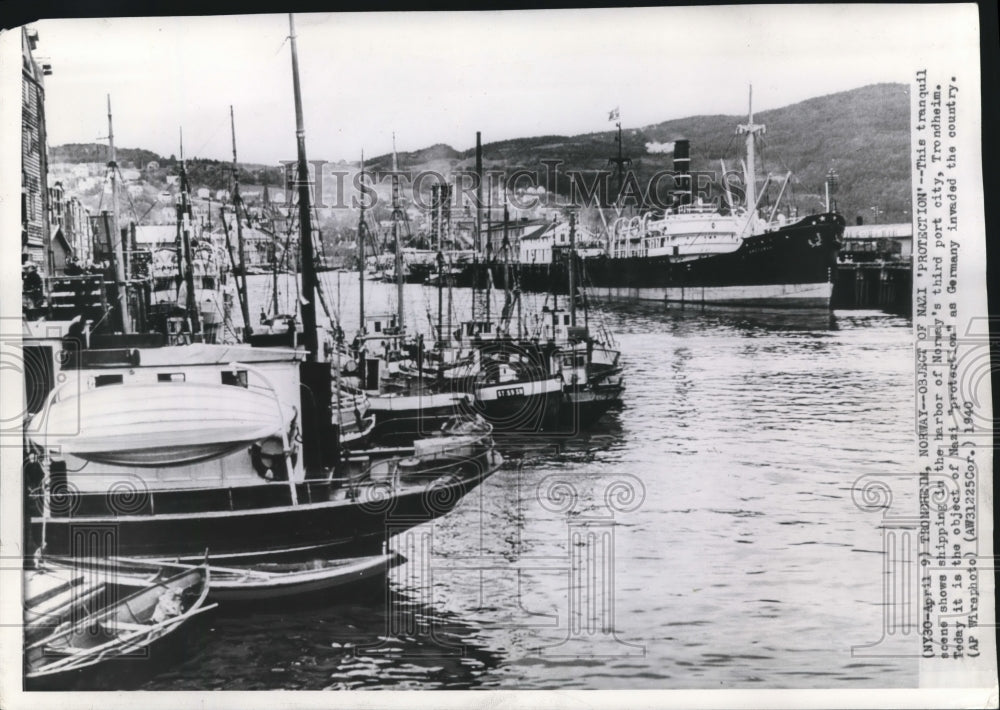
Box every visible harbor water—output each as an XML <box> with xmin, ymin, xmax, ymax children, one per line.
<box><xmin>143</xmin><ymin>273</ymin><xmax>915</xmax><ymax>689</ymax></box>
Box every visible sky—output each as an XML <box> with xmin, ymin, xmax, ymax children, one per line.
<box><xmin>28</xmin><ymin>5</ymin><xmax>978</xmax><ymax>166</ymax></box>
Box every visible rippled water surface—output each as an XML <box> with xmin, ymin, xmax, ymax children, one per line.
<box><xmin>143</xmin><ymin>276</ymin><xmax>915</xmax><ymax>690</ymax></box>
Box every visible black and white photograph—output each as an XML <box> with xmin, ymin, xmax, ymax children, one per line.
<box><xmin>0</xmin><ymin>4</ymin><xmax>995</xmax><ymax>706</ymax></box>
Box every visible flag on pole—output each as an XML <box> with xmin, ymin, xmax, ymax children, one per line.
<box><xmin>608</xmin><ymin>107</ymin><xmax>620</xmax><ymax>122</ymax></box>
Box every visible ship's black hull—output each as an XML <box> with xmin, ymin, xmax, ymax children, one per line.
<box><xmin>495</xmin><ymin>213</ymin><xmax>844</xmax><ymax>308</ymax></box>
<box><xmin>470</xmin><ymin>384</ymin><xmax>563</xmax><ymax>433</ymax></box>
<box><xmin>27</xmin><ymin>452</ymin><xmax>500</xmax><ymax>562</ymax></box>
<box><xmin>559</xmin><ymin>383</ymin><xmax>624</xmax><ymax>429</ymax></box>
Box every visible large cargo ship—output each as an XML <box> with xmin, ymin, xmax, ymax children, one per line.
<box><xmin>518</xmin><ymin>91</ymin><xmax>845</xmax><ymax>308</ymax></box>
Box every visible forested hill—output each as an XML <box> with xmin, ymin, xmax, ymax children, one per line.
<box><xmin>51</xmin><ymin>83</ymin><xmax>910</xmax><ymax>223</ymax></box>
<box><xmin>370</xmin><ymin>83</ymin><xmax>911</xmax><ymax>223</ymax></box>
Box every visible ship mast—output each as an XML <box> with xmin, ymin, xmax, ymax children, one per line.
<box><xmin>391</xmin><ymin>133</ymin><xmax>404</xmax><ymax>333</ymax></box>
<box><xmin>178</xmin><ymin>128</ymin><xmax>200</xmax><ymax>336</ymax></box>
<box><xmin>736</xmin><ymin>85</ymin><xmax>766</xmax><ymax>214</ymax></box>
<box><xmin>436</xmin><ymin>184</ymin><xmax>444</xmax><ymax>345</ymax></box>
<box><xmin>106</xmin><ymin>95</ymin><xmax>131</xmax><ymax>333</ymax></box>
<box><xmin>288</xmin><ymin>13</ymin><xmax>318</xmax><ymax>360</ymax></box>
<box><xmin>568</xmin><ymin>211</ymin><xmax>577</xmax><ymax>328</ymax></box>
<box><xmin>607</xmin><ymin>110</ymin><xmax>631</xmax><ymax>210</ymax></box>
<box><xmin>230</xmin><ymin>106</ymin><xmax>252</xmax><ymax>341</ymax></box>
<box><xmin>358</xmin><ymin>151</ymin><xmax>366</xmax><ymax>340</ymax></box>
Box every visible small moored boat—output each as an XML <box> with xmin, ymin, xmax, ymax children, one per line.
<box><xmin>27</xmin><ymin>380</ymin><xmax>297</xmax><ymax>467</ymax></box>
<box><xmin>25</xmin><ymin>565</ymin><xmax>214</xmax><ymax>690</ymax></box>
<box><xmin>40</xmin><ymin>553</ymin><xmax>402</xmax><ymax>602</ymax></box>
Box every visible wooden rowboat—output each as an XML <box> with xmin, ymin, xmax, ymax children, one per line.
<box><xmin>25</xmin><ymin>565</ymin><xmax>214</xmax><ymax>689</ymax></box>
<box><xmin>39</xmin><ymin>552</ymin><xmax>402</xmax><ymax>602</ymax></box>
<box><xmin>27</xmin><ymin>381</ymin><xmax>296</xmax><ymax>467</ymax></box>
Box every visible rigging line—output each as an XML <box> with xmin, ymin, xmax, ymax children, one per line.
<box><xmin>273</xmin><ymin>35</ymin><xmax>290</xmax><ymax>57</ymax></box>
<box><xmin>189</xmin><ymin>117</ymin><xmax>229</xmax><ymax>163</ymax></box>
<box><xmin>115</xmin><ymin>167</ymin><xmax>144</xmax><ymax>226</ymax></box>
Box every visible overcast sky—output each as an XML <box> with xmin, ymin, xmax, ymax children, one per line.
<box><xmin>30</xmin><ymin>5</ymin><xmax>977</xmax><ymax>166</ymax></box>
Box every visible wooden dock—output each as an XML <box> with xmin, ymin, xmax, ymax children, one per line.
<box><xmin>833</xmin><ymin>262</ymin><xmax>911</xmax><ymax>316</ymax></box>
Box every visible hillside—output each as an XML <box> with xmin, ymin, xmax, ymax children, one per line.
<box><xmin>368</xmin><ymin>83</ymin><xmax>910</xmax><ymax>223</ymax></box>
<box><xmin>50</xmin><ymin>83</ymin><xmax>910</xmax><ymax>225</ymax></box>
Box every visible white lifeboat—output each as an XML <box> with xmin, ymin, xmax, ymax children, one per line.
<box><xmin>28</xmin><ymin>382</ymin><xmax>296</xmax><ymax>467</ymax></box>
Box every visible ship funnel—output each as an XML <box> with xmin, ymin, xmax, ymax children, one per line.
<box><xmin>673</xmin><ymin>139</ymin><xmax>691</xmax><ymax>207</ymax></box>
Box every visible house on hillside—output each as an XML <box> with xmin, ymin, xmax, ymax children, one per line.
<box><xmin>135</xmin><ymin>224</ymin><xmax>181</xmax><ymax>251</ymax></box>
<box><xmin>48</xmin><ymin>180</ymin><xmax>93</xmax><ymax>266</ymax></box>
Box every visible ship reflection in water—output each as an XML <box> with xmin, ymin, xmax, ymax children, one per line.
<box><xmin>140</xmin><ymin>293</ymin><xmax>914</xmax><ymax>690</ymax></box>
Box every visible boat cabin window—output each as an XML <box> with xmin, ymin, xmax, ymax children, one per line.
<box><xmin>221</xmin><ymin>370</ymin><xmax>248</xmax><ymax>388</ymax></box>
<box><xmin>157</xmin><ymin>373</ymin><xmax>185</xmax><ymax>383</ymax></box>
<box><xmin>94</xmin><ymin>374</ymin><xmax>124</xmax><ymax>387</ymax></box>
<box><xmin>373</xmin><ymin>321</ymin><xmax>382</xmax><ymax>333</ymax></box>
<box><xmin>202</xmin><ymin>276</ymin><xmax>216</xmax><ymax>290</ymax></box>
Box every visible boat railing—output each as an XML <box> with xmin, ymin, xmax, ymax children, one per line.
<box><xmin>29</xmin><ymin>477</ymin><xmax>346</xmax><ymax>518</ymax></box>
<box><xmin>341</xmin><ymin>445</ymin><xmax>492</xmax><ymax>499</ymax></box>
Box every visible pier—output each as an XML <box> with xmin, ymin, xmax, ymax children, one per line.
<box><xmin>833</xmin><ymin>261</ymin><xmax>912</xmax><ymax>316</ymax></box>
<box><xmin>833</xmin><ymin>222</ymin><xmax>912</xmax><ymax>315</ymax></box>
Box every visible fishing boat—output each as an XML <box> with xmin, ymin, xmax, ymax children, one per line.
<box><xmin>39</xmin><ymin>552</ymin><xmax>402</xmax><ymax>602</ymax></box>
<box><xmin>345</xmin><ymin>154</ymin><xmax>475</xmax><ymax>436</ymax></box>
<box><xmin>147</xmin><ymin>130</ymin><xmax>234</xmax><ymax>343</ymax></box>
<box><xmin>25</xmin><ymin>565</ymin><xmax>214</xmax><ymax>690</ymax></box>
<box><xmin>459</xmin><ymin>196</ymin><xmax>565</xmax><ymax>432</ymax></box>
<box><xmin>21</xmin><ymin>15</ymin><xmax>502</xmax><ymax>565</ymax></box>
<box><xmin>332</xmin><ymin>382</ymin><xmax>377</xmax><ymax>449</ymax></box>
<box><xmin>533</xmin><ymin>212</ymin><xmax>625</xmax><ymax>427</ymax></box>
<box><xmin>23</xmin><ymin>317</ymin><xmax>501</xmax><ymax>562</ymax></box>
<box><xmin>523</xmin><ymin>89</ymin><xmax>845</xmax><ymax>308</ymax></box>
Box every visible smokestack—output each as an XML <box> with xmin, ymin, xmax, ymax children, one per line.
<box><xmin>673</xmin><ymin>139</ymin><xmax>691</xmax><ymax>207</ymax></box>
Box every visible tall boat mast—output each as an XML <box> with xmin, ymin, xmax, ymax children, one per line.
<box><xmin>357</xmin><ymin>151</ymin><xmax>366</xmax><ymax>338</ymax></box>
<box><xmin>436</xmin><ymin>183</ymin><xmax>444</xmax><ymax>344</ymax></box>
<box><xmin>568</xmin><ymin>211</ymin><xmax>577</xmax><ymax>327</ymax></box>
<box><xmin>259</xmin><ymin>182</ymin><xmax>280</xmax><ymax>317</ymax></box>
<box><xmin>607</xmin><ymin>109</ymin><xmax>631</xmax><ymax>209</ymax></box>
<box><xmin>736</xmin><ymin>85</ymin><xmax>765</xmax><ymax>213</ymax></box>
<box><xmin>106</xmin><ymin>95</ymin><xmax>131</xmax><ymax>333</ymax></box>
<box><xmin>230</xmin><ymin>106</ymin><xmax>252</xmax><ymax>341</ymax></box>
<box><xmin>288</xmin><ymin>13</ymin><xmax>318</xmax><ymax>360</ymax></box>
<box><xmin>178</xmin><ymin>128</ymin><xmax>200</xmax><ymax>336</ymax></box>
<box><xmin>501</xmin><ymin>190</ymin><xmax>511</xmax><ymax>333</ymax></box>
<box><xmin>391</xmin><ymin>133</ymin><xmax>404</xmax><ymax>332</ymax></box>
